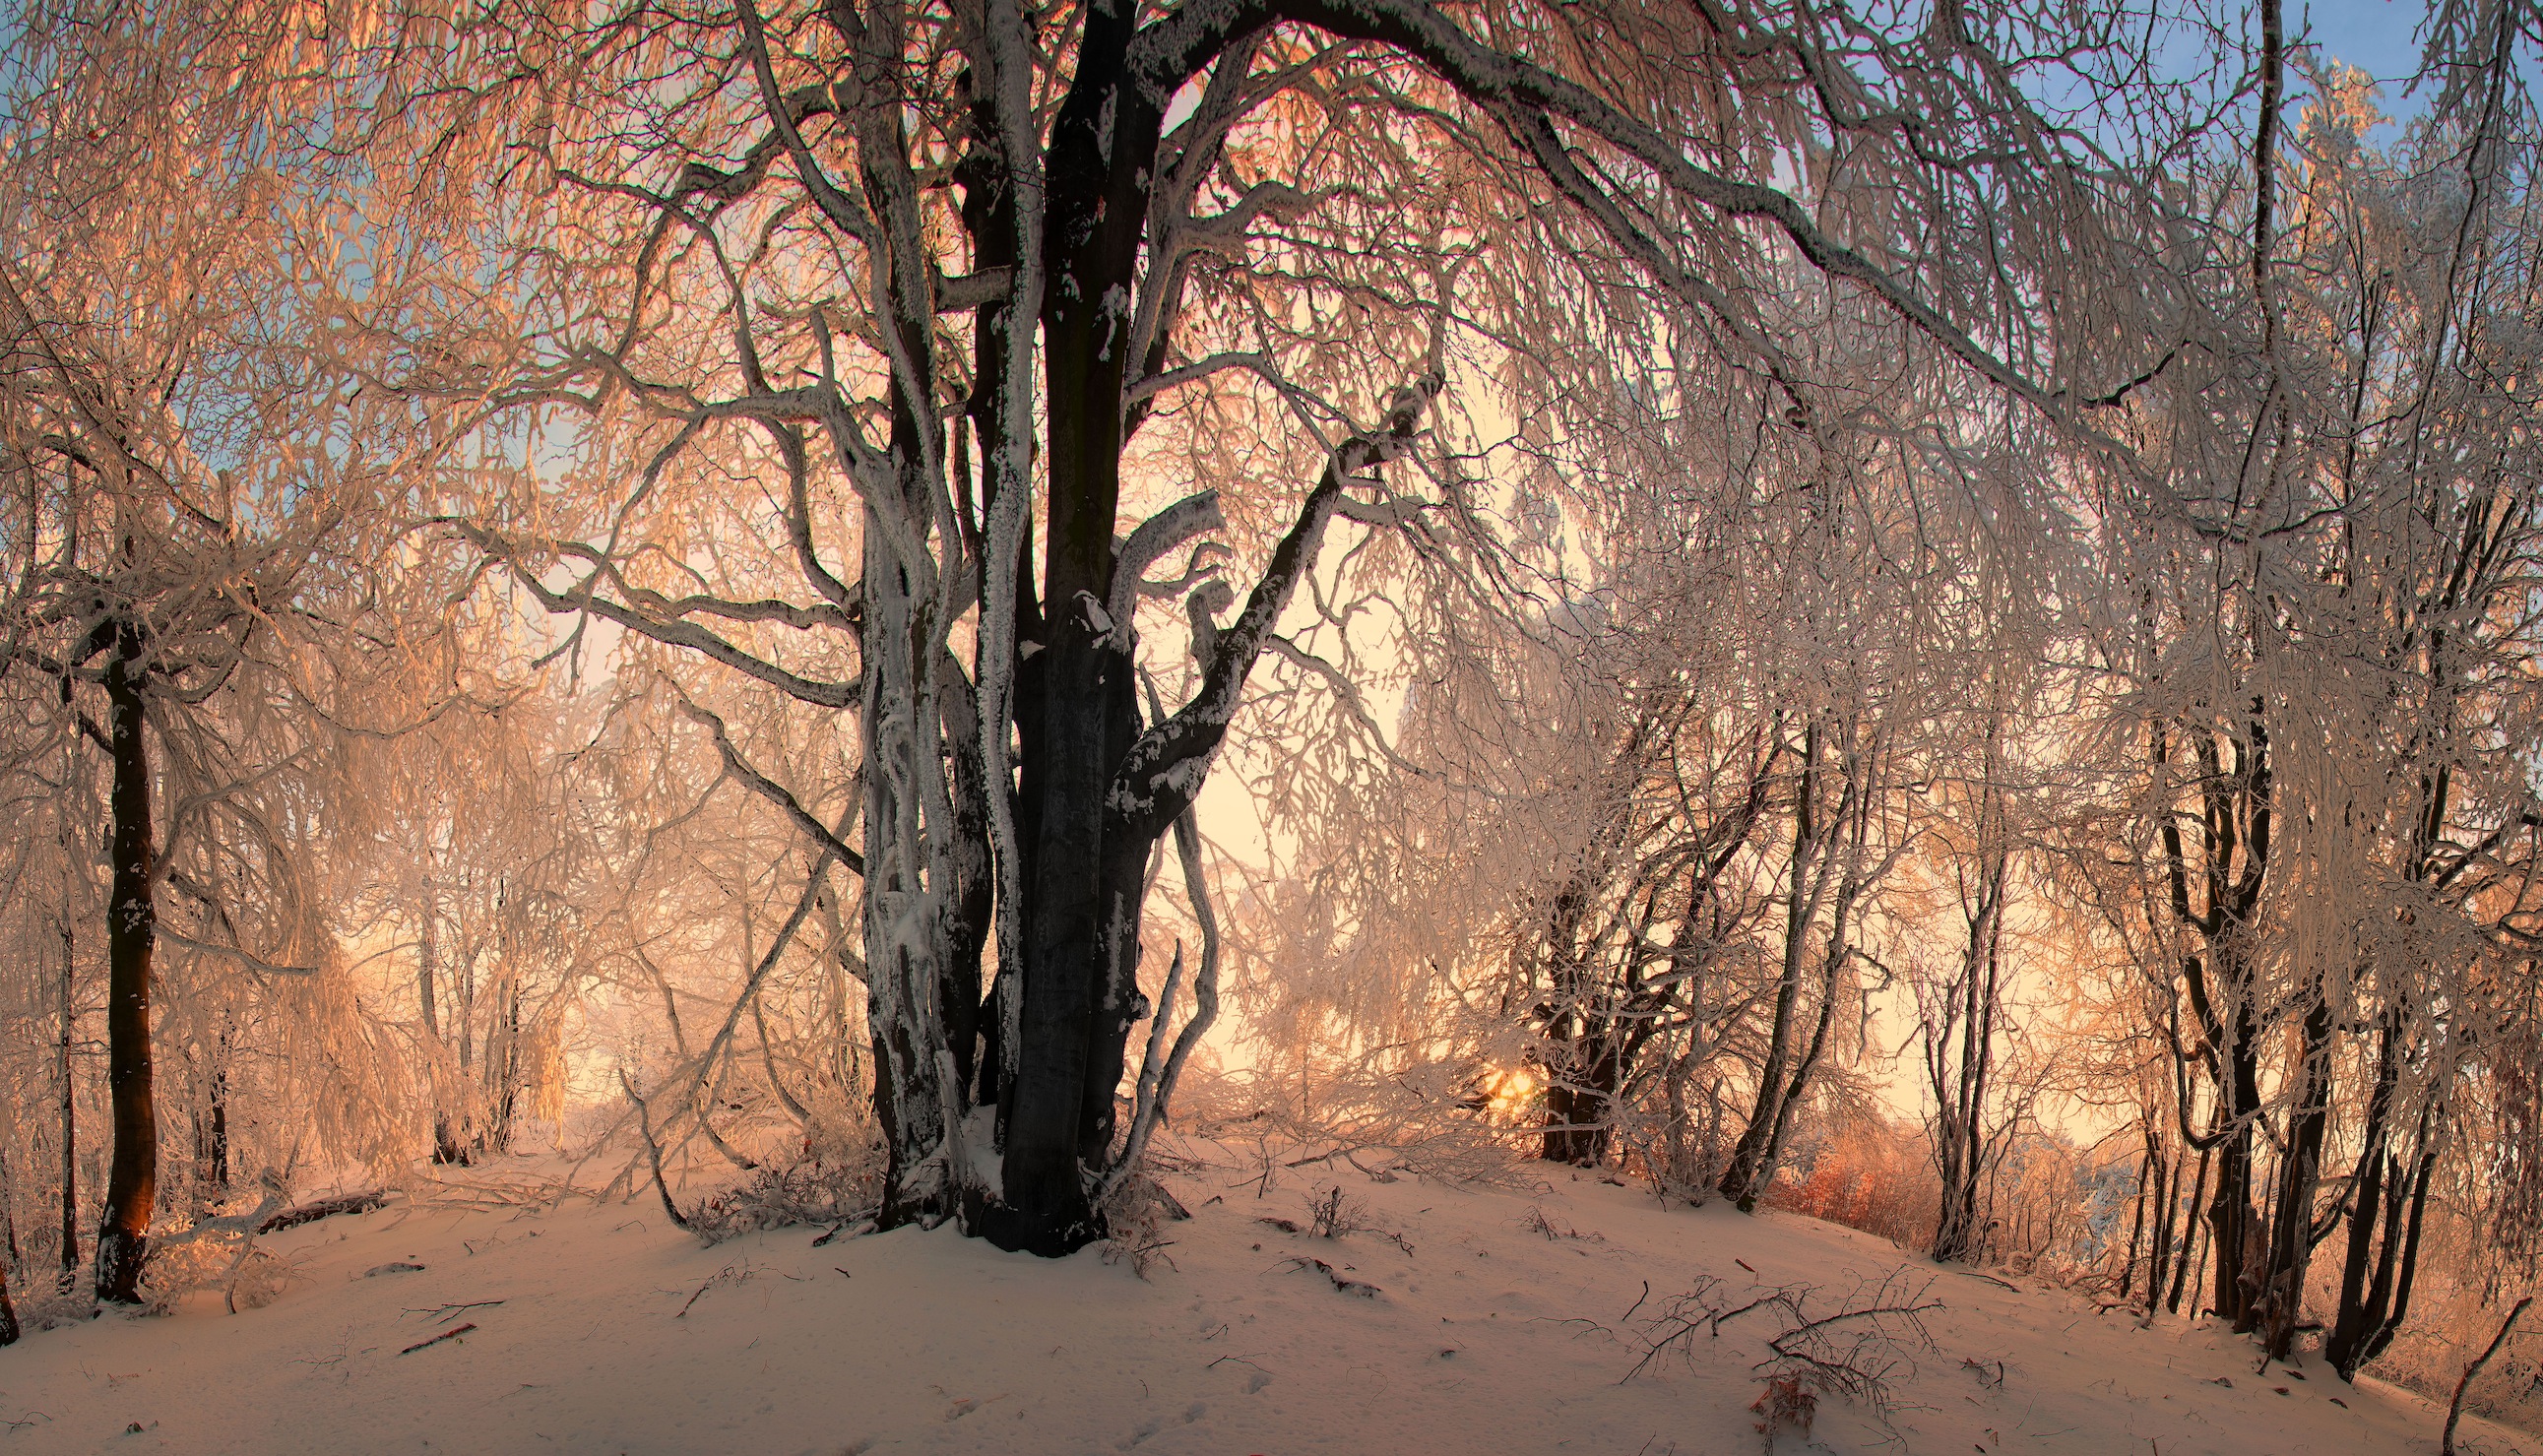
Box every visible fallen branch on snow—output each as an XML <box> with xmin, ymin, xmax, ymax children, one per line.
<box><xmin>399</xmin><ymin>1322</ymin><xmax>477</xmax><ymax>1356</ymax></box>
<box><xmin>258</xmin><ymin>1190</ymin><xmax>389</xmax><ymax>1234</ymax></box>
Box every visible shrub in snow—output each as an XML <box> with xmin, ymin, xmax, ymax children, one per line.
<box><xmin>1099</xmin><ymin>1171</ymin><xmax>1191</xmax><ymax>1279</ymax></box>
<box><xmin>690</xmin><ymin>1140</ymin><xmax>883</xmax><ymax>1245</ymax></box>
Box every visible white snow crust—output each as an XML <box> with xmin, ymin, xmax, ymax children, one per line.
<box><xmin>0</xmin><ymin>1164</ymin><xmax>2518</xmax><ymax>1455</ymax></box>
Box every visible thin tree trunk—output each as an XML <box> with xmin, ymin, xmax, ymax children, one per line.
<box><xmin>2209</xmin><ymin>993</ymin><xmax>2263</xmax><ymax>1329</ymax></box>
<box><xmin>2261</xmin><ymin>985</ymin><xmax>2334</xmax><ymax>1357</ymax></box>
<box><xmin>2444</xmin><ymin>1298</ymin><xmax>2529</xmax><ymax>1456</ymax></box>
<box><xmin>2122</xmin><ymin>1141</ymin><xmax>2151</xmax><ymax>1299</ymax></box>
<box><xmin>1722</xmin><ymin>723</ymin><xmax>1822</xmax><ymax>1207</ymax></box>
<box><xmin>57</xmin><ymin>696</ymin><xmax>79</xmax><ymax>1293</ymax></box>
<box><xmin>196</xmin><ymin>1018</ymin><xmax>230</xmax><ymax>1208</ymax></box>
<box><xmin>1</xmin><ymin>1136</ymin><xmax>23</xmax><ymax>1295</ymax></box>
<box><xmin>56</xmin><ymin>881</ymin><xmax>76</xmax><ymax>1293</ymax></box>
<box><xmin>2170</xmin><ymin>1142</ymin><xmax>2211</xmax><ymax>1313</ymax></box>
<box><xmin>95</xmin><ymin>622</ymin><xmax>158</xmax><ymax>1304</ymax></box>
<box><xmin>2146</xmin><ymin>1127</ymin><xmax>2178</xmax><ymax>1318</ymax></box>
<box><xmin>419</xmin><ymin>874</ymin><xmax>464</xmax><ymax>1165</ymax></box>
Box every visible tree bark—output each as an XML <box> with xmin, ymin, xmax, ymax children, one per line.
<box><xmin>419</xmin><ymin>874</ymin><xmax>465</xmax><ymax>1165</ymax></box>
<box><xmin>2145</xmin><ymin>1126</ymin><xmax>2178</xmax><ymax>1318</ymax></box>
<box><xmin>2121</xmin><ymin>1141</ymin><xmax>2150</xmax><ymax>1299</ymax></box>
<box><xmin>95</xmin><ymin>621</ymin><xmax>158</xmax><ymax>1305</ymax></box>
<box><xmin>1</xmin><ymin>1136</ymin><xmax>23</xmax><ymax>1315</ymax></box>
<box><xmin>1721</xmin><ymin>721</ymin><xmax>1824</xmax><ymax>1207</ymax></box>
<box><xmin>2259</xmin><ymin>981</ymin><xmax>2333</xmax><ymax>1356</ymax></box>
<box><xmin>57</xmin><ymin>690</ymin><xmax>79</xmax><ymax>1292</ymax></box>
<box><xmin>56</xmin><ymin>871</ymin><xmax>77</xmax><ymax>1293</ymax></box>
<box><xmin>2169</xmin><ymin>1141</ymin><xmax>2210</xmax><ymax>1313</ymax></box>
<box><xmin>192</xmin><ymin>1020</ymin><xmax>230</xmax><ymax>1212</ymax></box>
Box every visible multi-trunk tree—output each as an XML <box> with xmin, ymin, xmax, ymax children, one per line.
<box><xmin>352</xmin><ymin>0</ymin><xmax>2148</xmax><ymax>1254</ymax></box>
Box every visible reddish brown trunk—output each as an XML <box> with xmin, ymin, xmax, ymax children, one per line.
<box><xmin>95</xmin><ymin>622</ymin><xmax>157</xmax><ymax>1304</ymax></box>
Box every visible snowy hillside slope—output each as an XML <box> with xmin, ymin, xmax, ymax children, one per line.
<box><xmin>0</xmin><ymin>1162</ymin><xmax>2517</xmax><ymax>1455</ymax></box>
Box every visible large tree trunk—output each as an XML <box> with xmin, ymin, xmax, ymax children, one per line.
<box><xmin>1541</xmin><ymin>1018</ymin><xmax>1622</xmax><ymax>1167</ymax></box>
<box><xmin>95</xmin><ymin>622</ymin><xmax>158</xmax><ymax>1305</ymax></box>
<box><xmin>1</xmin><ymin>1136</ymin><xmax>23</xmax><ymax>1321</ymax></box>
<box><xmin>976</xmin><ymin>13</ymin><xmax>1171</xmax><ymax>1253</ymax></box>
<box><xmin>1535</xmin><ymin>880</ymin><xmax>1609</xmax><ymax>1168</ymax></box>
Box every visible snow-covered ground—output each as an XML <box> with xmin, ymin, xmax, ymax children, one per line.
<box><xmin>0</xmin><ymin>1160</ymin><xmax>2518</xmax><ymax>1455</ymax></box>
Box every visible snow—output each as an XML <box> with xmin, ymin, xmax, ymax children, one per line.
<box><xmin>0</xmin><ymin>1162</ymin><xmax>2520</xmax><ymax>1455</ymax></box>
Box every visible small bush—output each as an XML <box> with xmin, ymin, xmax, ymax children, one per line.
<box><xmin>137</xmin><ymin>1238</ymin><xmax>298</xmax><ymax>1315</ymax></box>
<box><xmin>1101</xmin><ymin>1171</ymin><xmax>1189</xmax><ymax>1279</ymax></box>
<box><xmin>691</xmin><ymin>1139</ymin><xmax>882</xmax><ymax>1244</ymax></box>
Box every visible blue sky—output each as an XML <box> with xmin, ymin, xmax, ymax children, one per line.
<box><xmin>2305</xmin><ymin>0</ymin><xmax>2427</xmax><ymax>82</ymax></box>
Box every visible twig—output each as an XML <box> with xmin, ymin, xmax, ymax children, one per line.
<box><xmin>1206</xmin><ymin>1353</ymin><xmax>1267</xmax><ymax>1371</ymax></box>
<box><xmin>2445</xmin><ymin>1296</ymin><xmax>2530</xmax><ymax>1456</ymax></box>
<box><xmin>675</xmin><ymin>1263</ymin><xmax>748</xmax><ymax>1317</ymax></box>
<box><xmin>620</xmin><ymin>1067</ymin><xmax>693</xmax><ymax>1232</ymax></box>
<box><xmin>398</xmin><ymin>1322</ymin><xmax>477</xmax><ymax>1356</ymax></box>
<box><xmin>405</xmin><ymin>1299</ymin><xmax>505</xmax><ymax>1321</ymax></box>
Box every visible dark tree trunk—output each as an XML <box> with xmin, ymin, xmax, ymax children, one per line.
<box><xmin>2121</xmin><ymin>1143</ymin><xmax>2150</xmax><ymax>1299</ymax></box>
<box><xmin>2152</xmin><ymin>715</ymin><xmax>2271</xmax><ymax>1329</ymax></box>
<box><xmin>1721</xmin><ymin>723</ymin><xmax>1823</xmax><ymax>1208</ymax></box>
<box><xmin>1535</xmin><ymin>880</ymin><xmax>1614</xmax><ymax>1168</ymax></box>
<box><xmin>1932</xmin><ymin>829</ymin><xmax>2005</xmax><ymax>1265</ymax></box>
<box><xmin>2324</xmin><ymin>1019</ymin><xmax>2400</xmax><ymax>1375</ymax></box>
<box><xmin>979</xmin><ymin>7</ymin><xmax>1172</xmax><ymax>1255</ymax></box>
<box><xmin>56</xmin><ymin>691</ymin><xmax>79</xmax><ymax>1292</ymax></box>
<box><xmin>2259</xmin><ymin>984</ymin><xmax>2334</xmax><ymax>1356</ymax></box>
<box><xmin>57</xmin><ymin>890</ymin><xmax>77</xmax><ymax>1293</ymax></box>
<box><xmin>490</xmin><ymin>984</ymin><xmax>521</xmax><ymax>1152</ymax></box>
<box><xmin>2169</xmin><ymin>1142</ymin><xmax>2210</xmax><ymax>1313</ymax></box>
<box><xmin>986</xmin><ymin>621</ymin><xmax>1140</xmax><ymax>1252</ymax></box>
<box><xmin>1</xmin><ymin>1137</ymin><xmax>23</xmax><ymax>1296</ymax></box>
<box><xmin>2208</xmin><ymin>1126</ymin><xmax>2256</xmax><ymax>1326</ymax></box>
<box><xmin>1541</xmin><ymin>1023</ymin><xmax>1622</xmax><ymax>1167</ymax></box>
<box><xmin>192</xmin><ymin>1023</ymin><xmax>230</xmax><ymax>1212</ymax></box>
<box><xmin>95</xmin><ymin>622</ymin><xmax>157</xmax><ymax>1304</ymax></box>
<box><xmin>2209</xmin><ymin>990</ymin><xmax>2264</xmax><ymax>1329</ymax></box>
<box><xmin>2145</xmin><ymin>1127</ymin><xmax>2178</xmax><ymax>1318</ymax></box>
<box><xmin>2326</xmin><ymin>1093</ymin><xmax>2439</xmax><ymax>1378</ymax></box>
